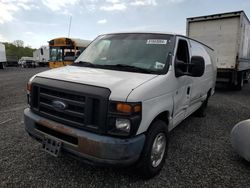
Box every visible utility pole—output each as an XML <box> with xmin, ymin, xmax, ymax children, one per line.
<box><xmin>68</xmin><ymin>16</ymin><xmax>72</xmax><ymax>38</ymax></box>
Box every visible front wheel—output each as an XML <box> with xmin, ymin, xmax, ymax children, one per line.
<box><xmin>136</xmin><ymin>120</ymin><xmax>168</xmax><ymax>179</ymax></box>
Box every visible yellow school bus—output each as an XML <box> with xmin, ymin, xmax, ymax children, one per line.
<box><xmin>48</xmin><ymin>37</ymin><xmax>91</xmax><ymax>68</ymax></box>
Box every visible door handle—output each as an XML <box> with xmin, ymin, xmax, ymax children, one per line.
<box><xmin>187</xmin><ymin>86</ymin><xmax>190</xmax><ymax>95</ymax></box>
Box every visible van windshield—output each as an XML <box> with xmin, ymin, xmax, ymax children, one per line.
<box><xmin>74</xmin><ymin>33</ymin><xmax>174</xmax><ymax>74</ymax></box>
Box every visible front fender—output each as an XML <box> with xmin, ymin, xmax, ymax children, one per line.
<box><xmin>136</xmin><ymin>92</ymin><xmax>174</xmax><ymax>135</ymax></box>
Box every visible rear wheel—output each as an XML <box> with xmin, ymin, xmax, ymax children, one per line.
<box><xmin>0</xmin><ymin>62</ymin><xmax>3</xmax><ymax>69</ymax></box>
<box><xmin>136</xmin><ymin>120</ymin><xmax>168</xmax><ymax>179</ymax></box>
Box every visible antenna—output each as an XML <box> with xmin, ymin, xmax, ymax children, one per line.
<box><xmin>68</xmin><ymin>16</ymin><xmax>72</xmax><ymax>37</ymax></box>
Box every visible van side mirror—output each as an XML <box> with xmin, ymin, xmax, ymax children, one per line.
<box><xmin>189</xmin><ymin>56</ymin><xmax>205</xmax><ymax>77</ymax></box>
<box><xmin>175</xmin><ymin>56</ymin><xmax>205</xmax><ymax>77</ymax></box>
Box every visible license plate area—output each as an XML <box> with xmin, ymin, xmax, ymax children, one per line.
<box><xmin>42</xmin><ymin>136</ymin><xmax>62</xmax><ymax>157</ymax></box>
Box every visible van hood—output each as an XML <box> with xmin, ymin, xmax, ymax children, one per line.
<box><xmin>35</xmin><ymin>65</ymin><xmax>158</xmax><ymax>101</ymax></box>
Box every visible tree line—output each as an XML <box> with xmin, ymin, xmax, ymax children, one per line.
<box><xmin>2</xmin><ymin>40</ymin><xmax>36</xmax><ymax>60</ymax></box>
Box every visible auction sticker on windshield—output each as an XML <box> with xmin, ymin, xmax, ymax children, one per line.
<box><xmin>146</xmin><ymin>39</ymin><xmax>168</xmax><ymax>44</ymax></box>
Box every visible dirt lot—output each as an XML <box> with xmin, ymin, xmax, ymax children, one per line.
<box><xmin>0</xmin><ymin>67</ymin><xmax>250</xmax><ymax>187</ymax></box>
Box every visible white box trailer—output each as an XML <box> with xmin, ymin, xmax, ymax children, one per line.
<box><xmin>33</xmin><ymin>46</ymin><xmax>49</xmax><ymax>66</ymax></box>
<box><xmin>187</xmin><ymin>11</ymin><xmax>250</xmax><ymax>90</ymax></box>
<box><xmin>0</xmin><ymin>43</ymin><xmax>7</xmax><ymax>69</ymax></box>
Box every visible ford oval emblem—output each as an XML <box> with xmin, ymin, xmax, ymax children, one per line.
<box><xmin>51</xmin><ymin>100</ymin><xmax>67</xmax><ymax>111</ymax></box>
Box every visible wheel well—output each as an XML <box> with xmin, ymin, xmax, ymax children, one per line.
<box><xmin>147</xmin><ymin>111</ymin><xmax>169</xmax><ymax>132</ymax></box>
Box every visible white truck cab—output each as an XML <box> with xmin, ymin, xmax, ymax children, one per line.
<box><xmin>0</xmin><ymin>43</ymin><xmax>6</xmax><ymax>69</ymax></box>
<box><xmin>24</xmin><ymin>32</ymin><xmax>216</xmax><ymax>178</ymax></box>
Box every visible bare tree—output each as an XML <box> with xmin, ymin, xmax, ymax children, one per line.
<box><xmin>13</xmin><ymin>40</ymin><xmax>24</xmax><ymax>47</ymax></box>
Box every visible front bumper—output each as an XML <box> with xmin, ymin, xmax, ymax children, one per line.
<box><xmin>24</xmin><ymin>108</ymin><xmax>145</xmax><ymax>166</ymax></box>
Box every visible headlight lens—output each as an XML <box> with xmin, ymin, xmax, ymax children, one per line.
<box><xmin>107</xmin><ymin>101</ymin><xmax>141</xmax><ymax>137</ymax></box>
<box><xmin>115</xmin><ymin>118</ymin><xmax>131</xmax><ymax>133</ymax></box>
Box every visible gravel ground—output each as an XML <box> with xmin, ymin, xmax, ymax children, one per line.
<box><xmin>0</xmin><ymin>67</ymin><xmax>250</xmax><ymax>187</ymax></box>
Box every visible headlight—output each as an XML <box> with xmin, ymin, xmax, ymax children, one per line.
<box><xmin>107</xmin><ymin>101</ymin><xmax>141</xmax><ymax>137</ymax></box>
<box><xmin>116</xmin><ymin>118</ymin><xmax>131</xmax><ymax>132</ymax></box>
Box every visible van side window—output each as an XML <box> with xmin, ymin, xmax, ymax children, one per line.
<box><xmin>176</xmin><ymin>39</ymin><xmax>190</xmax><ymax>63</ymax></box>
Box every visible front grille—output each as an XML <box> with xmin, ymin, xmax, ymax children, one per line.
<box><xmin>30</xmin><ymin>77</ymin><xmax>111</xmax><ymax>134</ymax></box>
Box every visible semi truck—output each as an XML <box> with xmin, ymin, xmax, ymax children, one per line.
<box><xmin>33</xmin><ymin>46</ymin><xmax>49</xmax><ymax>67</ymax></box>
<box><xmin>0</xmin><ymin>43</ymin><xmax>7</xmax><ymax>69</ymax></box>
<box><xmin>187</xmin><ymin>11</ymin><xmax>250</xmax><ymax>90</ymax></box>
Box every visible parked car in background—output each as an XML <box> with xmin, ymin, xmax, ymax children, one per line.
<box><xmin>19</xmin><ymin>57</ymin><xmax>37</xmax><ymax>68</ymax></box>
<box><xmin>24</xmin><ymin>32</ymin><xmax>217</xmax><ymax>178</ymax></box>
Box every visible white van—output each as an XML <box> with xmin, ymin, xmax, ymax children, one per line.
<box><xmin>24</xmin><ymin>32</ymin><xmax>216</xmax><ymax>178</ymax></box>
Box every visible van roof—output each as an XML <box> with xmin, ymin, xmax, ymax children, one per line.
<box><xmin>100</xmin><ymin>32</ymin><xmax>214</xmax><ymax>50</ymax></box>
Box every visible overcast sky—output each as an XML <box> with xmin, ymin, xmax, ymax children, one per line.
<box><xmin>1</xmin><ymin>0</ymin><xmax>250</xmax><ymax>48</ymax></box>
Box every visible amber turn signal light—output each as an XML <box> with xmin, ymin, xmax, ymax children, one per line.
<box><xmin>116</xmin><ymin>103</ymin><xmax>141</xmax><ymax>113</ymax></box>
<box><xmin>116</xmin><ymin>103</ymin><xmax>132</xmax><ymax>113</ymax></box>
<box><xmin>134</xmin><ymin>105</ymin><xmax>141</xmax><ymax>113</ymax></box>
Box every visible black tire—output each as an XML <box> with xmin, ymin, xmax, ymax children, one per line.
<box><xmin>136</xmin><ymin>120</ymin><xmax>168</xmax><ymax>179</ymax></box>
<box><xmin>194</xmin><ymin>93</ymin><xmax>209</xmax><ymax>117</ymax></box>
<box><xmin>0</xmin><ymin>62</ymin><xmax>3</xmax><ymax>69</ymax></box>
<box><xmin>235</xmin><ymin>72</ymin><xmax>243</xmax><ymax>91</ymax></box>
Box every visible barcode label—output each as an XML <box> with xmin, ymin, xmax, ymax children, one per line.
<box><xmin>147</xmin><ymin>39</ymin><xmax>168</xmax><ymax>44</ymax></box>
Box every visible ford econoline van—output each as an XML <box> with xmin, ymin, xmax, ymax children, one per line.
<box><xmin>24</xmin><ymin>32</ymin><xmax>216</xmax><ymax>178</ymax></box>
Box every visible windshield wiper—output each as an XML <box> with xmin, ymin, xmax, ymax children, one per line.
<box><xmin>72</xmin><ymin>61</ymin><xmax>96</xmax><ymax>67</ymax></box>
<box><xmin>101</xmin><ymin>64</ymin><xmax>154</xmax><ymax>74</ymax></box>
<box><xmin>72</xmin><ymin>62</ymin><xmax>155</xmax><ymax>74</ymax></box>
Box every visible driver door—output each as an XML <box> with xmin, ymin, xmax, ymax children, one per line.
<box><xmin>173</xmin><ymin>38</ymin><xmax>192</xmax><ymax>126</ymax></box>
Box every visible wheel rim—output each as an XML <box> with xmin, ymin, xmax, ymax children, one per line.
<box><xmin>150</xmin><ymin>133</ymin><xmax>166</xmax><ymax>168</ymax></box>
